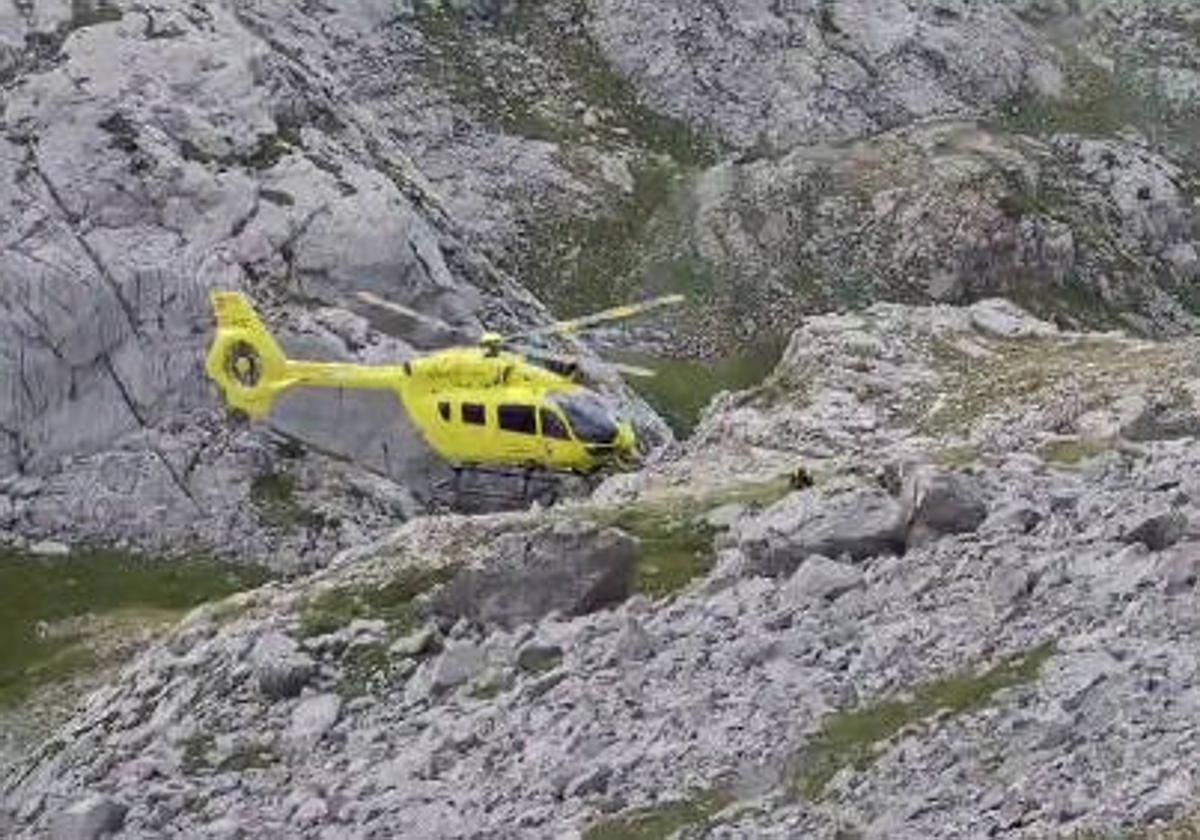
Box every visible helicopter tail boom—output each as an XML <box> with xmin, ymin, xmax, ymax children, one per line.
<box><xmin>206</xmin><ymin>292</ymin><xmax>404</xmax><ymax>420</ymax></box>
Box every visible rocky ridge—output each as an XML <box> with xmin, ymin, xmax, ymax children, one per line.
<box><xmin>4</xmin><ymin>300</ymin><xmax>1199</xmax><ymax>838</ymax></box>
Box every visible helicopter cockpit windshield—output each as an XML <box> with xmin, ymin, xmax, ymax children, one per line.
<box><xmin>551</xmin><ymin>393</ymin><xmax>619</xmax><ymax>444</ymax></box>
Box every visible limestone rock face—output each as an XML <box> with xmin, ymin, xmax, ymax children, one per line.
<box><xmin>590</xmin><ymin>0</ymin><xmax>1056</xmax><ymax>152</ymax></box>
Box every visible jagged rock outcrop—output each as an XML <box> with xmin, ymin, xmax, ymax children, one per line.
<box><xmin>591</xmin><ymin>0</ymin><xmax>1060</xmax><ymax>153</ymax></box>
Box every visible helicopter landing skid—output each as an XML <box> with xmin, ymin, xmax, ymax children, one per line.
<box><xmin>432</xmin><ymin>465</ymin><xmax>567</xmax><ymax>513</ymax></box>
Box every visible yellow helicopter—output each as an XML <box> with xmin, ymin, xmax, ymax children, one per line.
<box><xmin>204</xmin><ymin>290</ymin><xmax>683</xmax><ymax>477</ymax></box>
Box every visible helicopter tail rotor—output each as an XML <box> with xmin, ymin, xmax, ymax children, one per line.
<box><xmin>205</xmin><ymin>292</ymin><xmax>291</xmax><ymax>419</ymax></box>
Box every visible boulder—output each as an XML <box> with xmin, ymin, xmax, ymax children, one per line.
<box><xmin>782</xmin><ymin>555</ymin><xmax>865</xmax><ymax>604</ymax></box>
<box><xmin>431</xmin><ymin>642</ymin><xmax>486</xmax><ymax>692</ymax></box>
<box><xmin>969</xmin><ymin>298</ymin><xmax>1058</xmax><ymax>339</ymax></box>
<box><xmin>981</xmin><ymin>504</ymin><xmax>1043</xmax><ymax>536</ymax></box>
<box><xmin>1123</xmin><ymin>511</ymin><xmax>1187</xmax><ymax>552</ymax></box>
<box><xmin>431</xmin><ymin>521</ymin><xmax>638</xmax><ymax>629</ymax></box>
<box><xmin>250</xmin><ymin>632</ymin><xmax>316</xmax><ymax>701</ymax></box>
<box><xmin>735</xmin><ymin>488</ymin><xmax>906</xmax><ymax>577</ymax></box>
<box><xmin>613</xmin><ymin>616</ymin><xmax>657</xmax><ymax>663</ymax></box>
<box><xmin>286</xmin><ymin>694</ymin><xmax>342</xmax><ymax>752</ymax></box>
<box><xmin>52</xmin><ymin>795</ymin><xmax>126</xmax><ymax>840</ymax></box>
<box><xmin>389</xmin><ymin>626</ymin><xmax>441</xmax><ymax>659</ymax></box>
<box><xmin>1162</xmin><ymin>551</ymin><xmax>1198</xmax><ymax>595</ymax></box>
<box><xmin>516</xmin><ymin>643</ymin><xmax>564</xmax><ymax>674</ymax></box>
<box><xmin>901</xmin><ymin>466</ymin><xmax>988</xmax><ymax>547</ymax></box>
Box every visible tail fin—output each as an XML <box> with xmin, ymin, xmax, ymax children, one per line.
<box><xmin>205</xmin><ymin>292</ymin><xmax>290</xmax><ymax>420</ymax></box>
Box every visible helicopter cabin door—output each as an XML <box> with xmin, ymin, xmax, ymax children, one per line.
<box><xmin>537</xmin><ymin>404</ymin><xmax>573</xmax><ymax>469</ymax></box>
<box><xmin>496</xmin><ymin>402</ymin><xmax>540</xmax><ymax>466</ymax></box>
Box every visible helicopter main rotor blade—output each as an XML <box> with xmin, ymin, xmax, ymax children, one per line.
<box><xmin>355</xmin><ymin>291</ymin><xmax>478</xmax><ymax>343</ymax></box>
<box><xmin>598</xmin><ymin>360</ymin><xmax>657</xmax><ymax>379</ymax></box>
<box><xmin>506</xmin><ymin>344</ymin><xmax>658</xmax><ymax>379</ymax></box>
<box><xmin>505</xmin><ymin>294</ymin><xmax>685</xmax><ymax>342</ymax></box>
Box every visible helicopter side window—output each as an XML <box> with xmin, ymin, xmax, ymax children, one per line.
<box><xmin>438</xmin><ymin>401</ymin><xmax>451</xmax><ymax>421</ymax></box>
<box><xmin>540</xmin><ymin>408</ymin><xmax>570</xmax><ymax>441</ymax></box>
<box><xmin>462</xmin><ymin>403</ymin><xmax>486</xmax><ymax>425</ymax></box>
<box><xmin>498</xmin><ymin>404</ymin><xmax>537</xmax><ymax>435</ymax></box>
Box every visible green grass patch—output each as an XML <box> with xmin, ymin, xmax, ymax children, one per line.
<box><xmin>297</xmin><ymin>564</ymin><xmax>457</xmax><ymax>638</ymax></box>
<box><xmin>577</xmin><ymin>475</ymin><xmax>794</xmax><ymax>598</ymax></box>
<box><xmin>181</xmin><ymin>732</ymin><xmax>217</xmax><ymax>774</ymax></box>
<box><xmin>219</xmin><ymin>743</ymin><xmax>278</xmax><ymax>772</ymax></box>
<box><xmin>613</xmin><ymin>336</ymin><xmax>788</xmax><ymax>436</ymax></box>
<box><xmin>584</xmin><ymin>789</ymin><xmax>733</xmax><ymax>840</ymax></box>
<box><xmin>1040</xmin><ymin>437</ymin><xmax>1112</xmax><ymax>467</ymax></box>
<box><xmin>607</xmin><ymin>507</ymin><xmax>717</xmax><ymax>599</ymax></box>
<box><xmin>935</xmin><ymin>445</ymin><xmax>981</xmax><ymax>469</ymax></box>
<box><xmin>0</xmin><ymin>549</ymin><xmax>270</xmax><ymax>709</ymax></box>
<box><xmin>250</xmin><ymin>472</ymin><xmax>325</xmax><ymax>529</ymax></box>
<box><xmin>69</xmin><ymin>0</ymin><xmax>123</xmax><ymax>31</ymax></box>
<box><xmin>794</xmin><ymin>642</ymin><xmax>1055</xmax><ymax>800</ymax></box>
<box><xmin>992</xmin><ymin>46</ymin><xmax>1147</xmax><ymax>140</ymax></box>
<box><xmin>338</xmin><ymin>643</ymin><xmax>399</xmax><ymax>698</ymax></box>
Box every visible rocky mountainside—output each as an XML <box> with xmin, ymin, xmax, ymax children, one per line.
<box><xmin>4</xmin><ymin>3</ymin><xmax>1200</xmax><ymax>835</ymax></box>
<box><xmin>3</xmin><ymin>299</ymin><xmax>1199</xmax><ymax>838</ymax></box>
<box><xmin>4</xmin><ymin>0</ymin><xmax>1200</xmax><ymax>566</ymax></box>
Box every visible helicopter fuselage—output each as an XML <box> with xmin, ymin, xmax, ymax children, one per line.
<box><xmin>205</xmin><ymin>293</ymin><xmax>638</xmax><ymax>475</ymax></box>
<box><xmin>398</xmin><ymin>347</ymin><xmax>636</xmax><ymax>473</ymax></box>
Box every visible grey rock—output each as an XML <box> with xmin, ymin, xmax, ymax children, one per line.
<box><xmin>286</xmin><ymin>694</ymin><xmax>342</xmax><ymax>752</ymax></box>
<box><xmin>703</xmin><ymin>503</ymin><xmax>747</xmax><ymax>530</ymax></box>
<box><xmin>902</xmin><ymin>466</ymin><xmax>988</xmax><ymax>546</ymax></box>
<box><xmin>28</xmin><ymin>540</ymin><xmax>69</xmax><ymax>557</ymax></box>
<box><xmin>613</xmin><ymin>616</ymin><xmax>657</xmax><ymax>663</ymax></box>
<box><xmin>389</xmin><ymin>626</ymin><xmax>441</xmax><ymax>659</ymax></box>
<box><xmin>52</xmin><ymin>795</ymin><xmax>126</xmax><ymax>840</ymax></box>
<box><xmin>591</xmin><ymin>0</ymin><xmax>1054</xmax><ymax>151</ymax></box>
<box><xmin>969</xmin><ymin>299</ymin><xmax>1059</xmax><ymax>339</ymax></box>
<box><xmin>990</xmin><ymin>565</ymin><xmax>1035</xmax><ymax>609</ymax></box>
<box><xmin>1162</xmin><ymin>551</ymin><xmax>1198</xmax><ymax>595</ymax></box>
<box><xmin>1139</xmin><ymin>772</ymin><xmax>1191</xmax><ymax>824</ymax></box>
<box><xmin>736</xmin><ymin>488</ymin><xmax>906</xmax><ymax>577</ymax></box>
<box><xmin>1045</xmin><ymin>650</ymin><xmax>1115</xmax><ymax>713</ymax></box>
<box><xmin>564</xmin><ymin>765</ymin><xmax>611</xmax><ymax>799</ymax></box>
<box><xmin>1124</xmin><ymin>511</ymin><xmax>1187</xmax><ymax>552</ymax></box>
<box><xmin>432</xmin><ymin>521</ymin><xmax>638</xmax><ymax>630</ymax></box>
<box><xmin>250</xmin><ymin>633</ymin><xmax>316</xmax><ymax>701</ymax></box>
<box><xmin>982</xmin><ymin>504</ymin><xmax>1043</xmax><ymax>535</ymax></box>
<box><xmin>431</xmin><ymin>642</ymin><xmax>486</xmax><ymax>692</ymax></box>
<box><xmin>292</xmin><ymin>796</ymin><xmax>329</xmax><ymax>827</ymax></box>
<box><xmin>782</xmin><ymin>555</ymin><xmax>864</xmax><ymax>604</ymax></box>
<box><xmin>516</xmin><ymin>643</ymin><xmax>563</xmax><ymax>674</ymax></box>
<box><xmin>0</xmin><ymin>0</ymin><xmax>665</xmax><ymax>565</ymax></box>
